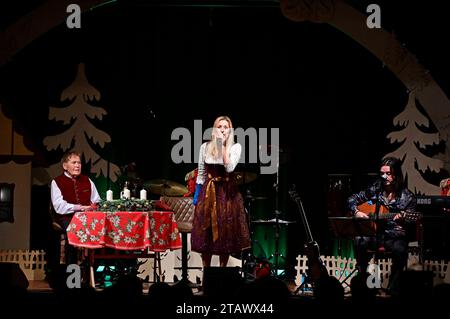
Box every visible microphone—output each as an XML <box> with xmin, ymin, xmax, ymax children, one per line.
<box><xmin>374</xmin><ymin>177</ymin><xmax>384</xmax><ymax>193</ymax></box>
<box><xmin>217</xmin><ymin>137</ymin><xmax>223</xmax><ymax>157</ymax></box>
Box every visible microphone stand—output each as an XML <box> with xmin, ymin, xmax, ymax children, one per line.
<box><xmin>243</xmin><ymin>188</ymin><xmax>256</xmax><ymax>281</ymax></box>
<box><xmin>271</xmin><ymin>146</ymin><xmax>283</xmax><ymax>277</ymax></box>
<box><xmin>374</xmin><ymin>180</ymin><xmax>383</xmax><ymax>255</ymax></box>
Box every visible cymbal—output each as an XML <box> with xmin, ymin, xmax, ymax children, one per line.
<box><xmin>258</xmin><ymin>144</ymin><xmax>291</xmax><ymax>164</ymax></box>
<box><xmin>245</xmin><ymin>195</ymin><xmax>267</xmax><ymax>201</ymax></box>
<box><xmin>234</xmin><ymin>171</ymin><xmax>257</xmax><ymax>184</ymax></box>
<box><xmin>251</xmin><ymin>218</ymin><xmax>296</xmax><ymax>224</ymax></box>
<box><xmin>258</xmin><ymin>144</ymin><xmax>291</xmax><ymax>153</ymax></box>
<box><xmin>144</xmin><ymin>179</ymin><xmax>188</xmax><ymax>196</ymax></box>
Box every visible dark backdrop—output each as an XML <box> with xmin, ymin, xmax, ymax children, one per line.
<box><xmin>1</xmin><ymin>1</ymin><xmax>449</xmax><ymax>262</ymax></box>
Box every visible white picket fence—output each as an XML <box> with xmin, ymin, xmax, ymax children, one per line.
<box><xmin>0</xmin><ymin>250</ymin><xmax>46</xmax><ymax>280</ymax></box>
<box><xmin>1</xmin><ymin>248</ymin><xmax>448</xmax><ymax>288</ymax></box>
<box><xmin>294</xmin><ymin>253</ymin><xmax>450</xmax><ymax>290</ymax></box>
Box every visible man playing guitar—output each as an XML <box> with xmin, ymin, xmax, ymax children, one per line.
<box><xmin>347</xmin><ymin>157</ymin><xmax>418</xmax><ymax>296</ymax></box>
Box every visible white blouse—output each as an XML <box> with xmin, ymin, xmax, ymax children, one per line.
<box><xmin>196</xmin><ymin>142</ymin><xmax>242</xmax><ymax>184</ymax></box>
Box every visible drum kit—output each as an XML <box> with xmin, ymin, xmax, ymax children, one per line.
<box><xmin>142</xmin><ymin>144</ymin><xmax>294</xmax><ymax>280</ymax></box>
<box><xmin>143</xmin><ymin>171</ymin><xmax>259</xmax><ymax>197</ymax></box>
<box><xmin>142</xmin><ymin>172</ymin><xmax>261</xmax><ymax>198</ymax></box>
<box><xmin>143</xmin><ymin>179</ymin><xmax>189</xmax><ymax>197</ymax></box>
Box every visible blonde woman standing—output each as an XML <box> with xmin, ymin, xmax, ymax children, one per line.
<box><xmin>192</xmin><ymin>116</ymin><xmax>251</xmax><ymax>268</ymax></box>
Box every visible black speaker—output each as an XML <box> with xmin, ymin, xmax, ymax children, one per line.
<box><xmin>202</xmin><ymin>266</ymin><xmax>242</xmax><ymax>297</ymax></box>
<box><xmin>421</xmin><ymin>217</ymin><xmax>450</xmax><ymax>260</ymax></box>
<box><xmin>0</xmin><ymin>262</ymin><xmax>29</xmax><ymax>291</ymax></box>
<box><xmin>399</xmin><ymin>270</ymin><xmax>434</xmax><ymax>299</ymax></box>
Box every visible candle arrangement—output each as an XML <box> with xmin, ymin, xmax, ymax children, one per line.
<box><xmin>97</xmin><ymin>198</ymin><xmax>154</xmax><ymax>212</ymax></box>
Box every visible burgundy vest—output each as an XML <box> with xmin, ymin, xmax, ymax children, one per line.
<box><xmin>54</xmin><ymin>174</ymin><xmax>92</xmax><ymax>205</ymax></box>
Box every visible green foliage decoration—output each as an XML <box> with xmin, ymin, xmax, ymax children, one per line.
<box><xmin>98</xmin><ymin>198</ymin><xmax>154</xmax><ymax>212</ymax></box>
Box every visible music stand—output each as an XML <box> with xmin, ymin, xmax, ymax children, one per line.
<box><xmin>328</xmin><ymin>216</ymin><xmax>378</xmax><ymax>286</ymax></box>
<box><xmin>329</xmin><ymin>216</ymin><xmax>377</xmax><ymax>238</ymax></box>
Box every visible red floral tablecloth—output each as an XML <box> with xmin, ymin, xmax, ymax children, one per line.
<box><xmin>67</xmin><ymin>211</ymin><xmax>182</xmax><ymax>252</ymax></box>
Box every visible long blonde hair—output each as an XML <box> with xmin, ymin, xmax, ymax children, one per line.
<box><xmin>207</xmin><ymin>116</ymin><xmax>234</xmax><ymax>159</ymax></box>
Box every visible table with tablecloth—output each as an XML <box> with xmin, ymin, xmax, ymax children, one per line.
<box><xmin>67</xmin><ymin>211</ymin><xmax>181</xmax><ymax>286</ymax></box>
<box><xmin>67</xmin><ymin>211</ymin><xmax>181</xmax><ymax>251</ymax></box>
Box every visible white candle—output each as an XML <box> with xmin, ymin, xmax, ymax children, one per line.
<box><xmin>123</xmin><ymin>188</ymin><xmax>131</xmax><ymax>199</ymax></box>
<box><xmin>140</xmin><ymin>189</ymin><xmax>147</xmax><ymax>200</ymax></box>
<box><xmin>106</xmin><ymin>190</ymin><xmax>113</xmax><ymax>201</ymax></box>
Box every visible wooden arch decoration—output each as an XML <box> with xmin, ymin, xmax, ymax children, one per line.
<box><xmin>0</xmin><ymin>0</ymin><xmax>104</xmax><ymax>66</ymax></box>
<box><xmin>280</xmin><ymin>0</ymin><xmax>450</xmax><ymax>169</ymax></box>
<box><xmin>1</xmin><ymin>0</ymin><xmax>449</xmax><ymax>169</ymax></box>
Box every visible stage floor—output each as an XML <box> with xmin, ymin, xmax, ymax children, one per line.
<box><xmin>26</xmin><ymin>279</ymin><xmax>391</xmax><ymax>299</ymax></box>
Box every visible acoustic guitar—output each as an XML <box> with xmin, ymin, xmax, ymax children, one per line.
<box><xmin>289</xmin><ymin>185</ymin><xmax>328</xmax><ymax>286</ymax></box>
<box><xmin>357</xmin><ymin>200</ymin><xmax>420</xmax><ymax>222</ymax></box>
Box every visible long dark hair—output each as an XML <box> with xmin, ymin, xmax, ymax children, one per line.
<box><xmin>381</xmin><ymin>156</ymin><xmax>404</xmax><ymax>193</ymax></box>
